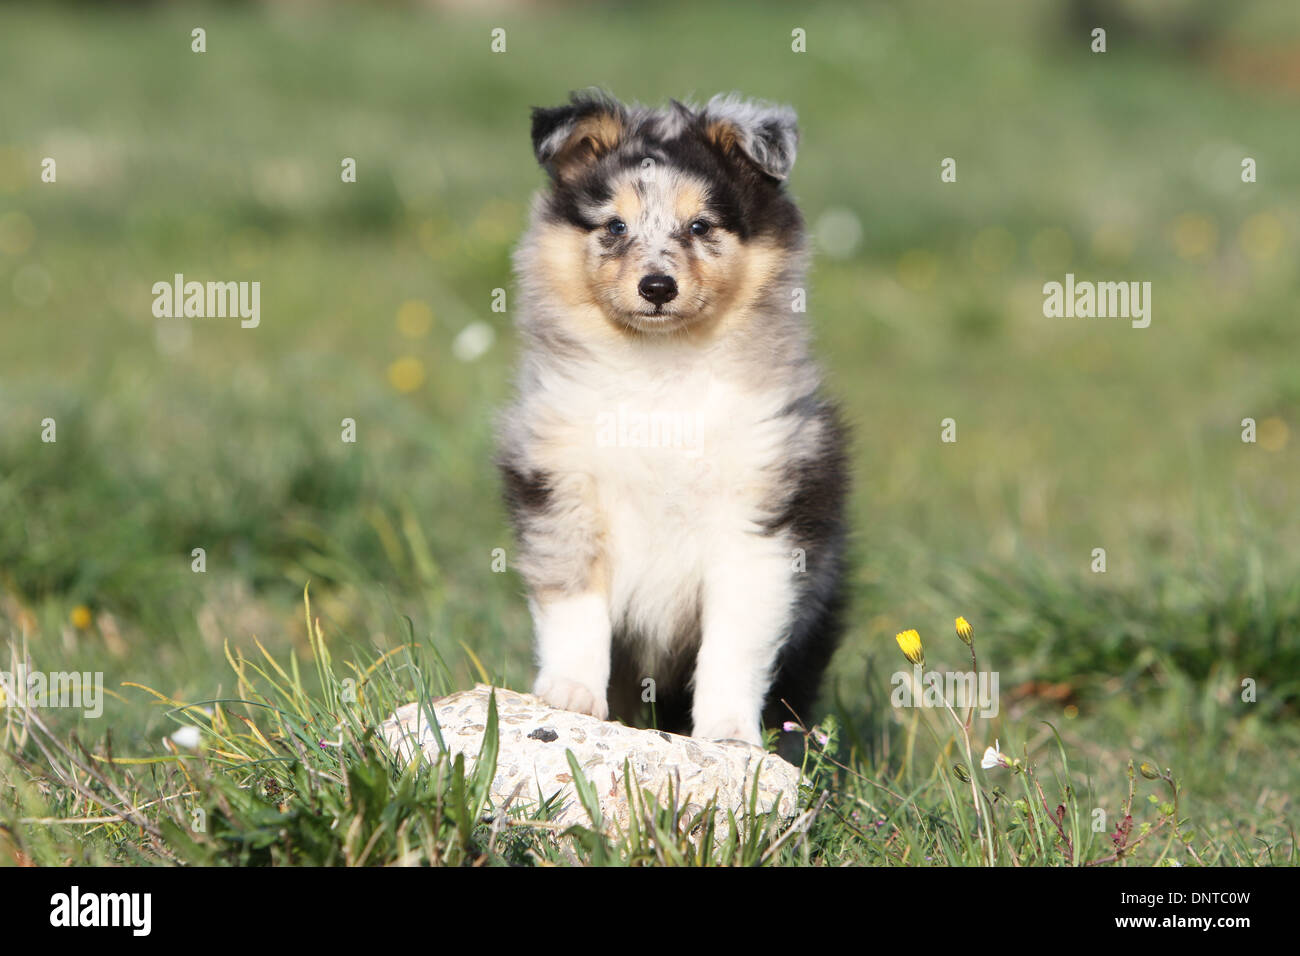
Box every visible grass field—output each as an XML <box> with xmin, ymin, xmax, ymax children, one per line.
<box><xmin>1</xmin><ymin>0</ymin><xmax>1297</xmax><ymax>865</ymax></box>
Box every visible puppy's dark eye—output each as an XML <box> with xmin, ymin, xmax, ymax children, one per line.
<box><xmin>689</xmin><ymin>220</ymin><xmax>711</xmax><ymax>237</ymax></box>
<box><xmin>607</xmin><ymin>219</ymin><xmax>628</xmax><ymax>236</ymax></box>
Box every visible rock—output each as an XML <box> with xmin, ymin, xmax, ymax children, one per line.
<box><xmin>380</xmin><ymin>684</ymin><xmax>803</xmax><ymax>831</ymax></box>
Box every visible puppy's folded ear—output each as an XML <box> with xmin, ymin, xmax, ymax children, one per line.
<box><xmin>531</xmin><ymin>89</ymin><xmax>627</xmax><ymax>183</ymax></box>
<box><xmin>700</xmin><ymin>94</ymin><xmax>799</xmax><ymax>181</ymax></box>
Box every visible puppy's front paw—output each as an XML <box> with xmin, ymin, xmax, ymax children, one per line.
<box><xmin>534</xmin><ymin>673</ymin><xmax>609</xmax><ymax>720</ymax></box>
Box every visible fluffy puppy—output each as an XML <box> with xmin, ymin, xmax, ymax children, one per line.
<box><xmin>497</xmin><ymin>90</ymin><xmax>848</xmax><ymax>748</ymax></box>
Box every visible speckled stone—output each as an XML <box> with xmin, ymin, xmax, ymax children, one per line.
<box><xmin>380</xmin><ymin>684</ymin><xmax>802</xmax><ymax>830</ymax></box>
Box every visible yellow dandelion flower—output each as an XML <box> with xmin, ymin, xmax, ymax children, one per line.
<box><xmin>895</xmin><ymin>629</ymin><xmax>924</xmax><ymax>666</ymax></box>
<box><xmin>1169</xmin><ymin>213</ymin><xmax>1216</xmax><ymax>261</ymax></box>
<box><xmin>1259</xmin><ymin>416</ymin><xmax>1289</xmax><ymax>453</ymax></box>
<box><xmin>1239</xmin><ymin>212</ymin><xmax>1283</xmax><ymax>263</ymax></box>
<box><xmin>70</xmin><ymin>605</ymin><xmax>93</xmax><ymax>630</ymax></box>
<box><xmin>396</xmin><ymin>300</ymin><xmax>434</xmax><ymax>339</ymax></box>
<box><xmin>386</xmin><ymin>356</ymin><xmax>425</xmax><ymax>394</ymax></box>
<box><xmin>955</xmin><ymin>616</ymin><xmax>974</xmax><ymax>645</ymax></box>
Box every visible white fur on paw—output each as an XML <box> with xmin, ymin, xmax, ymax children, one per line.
<box><xmin>534</xmin><ymin>674</ymin><xmax>609</xmax><ymax>720</ymax></box>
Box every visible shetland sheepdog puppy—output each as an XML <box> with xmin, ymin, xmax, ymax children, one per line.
<box><xmin>497</xmin><ymin>90</ymin><xmax>848</xmax><ymax>749</ymax></box>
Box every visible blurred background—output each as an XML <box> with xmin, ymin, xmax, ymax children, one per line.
<box><xmin>1</xmin><ymin>0</ymin><xmax>1297</xmax><ymax>828</ymax></box>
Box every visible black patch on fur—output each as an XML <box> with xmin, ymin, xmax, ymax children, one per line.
<box><xmin>596</xmin><ymin>231</ymin><xmax>633</xmax><ymax>258</ymax></box>
<box><xmin>545</xmin><ymin>189</ymin><xmax>598</xmax><ymax>230</ymax></box>
<box><xmin>498</xmin><ymin>461</ymin><xmax>551</xmax><ymax>525</ymax></box>
<box><xmin>607</xmin><ymin>638</ymin><xmax>698</xmax><ymax>737</ymax></box>
<box><xmin>606</xmin><ymin>585</ymin><xmax>703</xmax><ymax>736</ymax></box>
<box><xmin>760</xmin><ymin>398</ymin><xmax>851</xmax><ymax>732</ymax></box>
<box><xmin>762</xmin><ymin>398</ymin><xmax>850</xmax><ymax>546</ymax></box>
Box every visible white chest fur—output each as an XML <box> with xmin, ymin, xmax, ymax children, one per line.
<box><xmin>525</xmin><ymin>349</ymin><xmax>796</xmax><ymax>653</ymax></box>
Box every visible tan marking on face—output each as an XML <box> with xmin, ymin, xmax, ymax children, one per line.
<box><xmin>610</xmin><ymin>182</ymin><xmax>641</xmax><ymax>224</ymax></box>
<box><xmin>732</xmin><ymin>240</ymin><xmax>788</xmax><ymax>309</ymax></box>
<box><xmin>533</xmin><ymin>222</ymin><xmax>592</xmax><ymax>308</ymax></box>
<box><xmin>700</xmin><ymin>239</ymin><xmax>789</xmax><ymax>337</ymax></box>
<box><xmin>673</xmin><ymin>181</ymin><xmax>709</xmax><ymax>223</ymax></box>
<box><xmin>531</xmin><ymin>220</ymin><xmax>627</xmax><ymax>343</ymax></box>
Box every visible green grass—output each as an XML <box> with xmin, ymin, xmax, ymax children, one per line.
<box><xmin>1</xmin><ymin>0</ymin><xmax>1298</xmax><ymax>865</ymax></box>
<box><xmin>4</xmin><ymin>589</ymin><xmax>1285</xmax><ymax>866</ymax></box>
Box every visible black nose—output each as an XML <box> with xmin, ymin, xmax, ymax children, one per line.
<box><xmin>637</xmin><ymin>274</ymin><xmax>678</xmax><ymax>305</ymax></box>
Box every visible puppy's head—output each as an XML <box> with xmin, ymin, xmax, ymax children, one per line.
<box><xmin>524</xmin><ymin>90</ymin><xmax>803</xmax><ymax>335</ymax></box>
